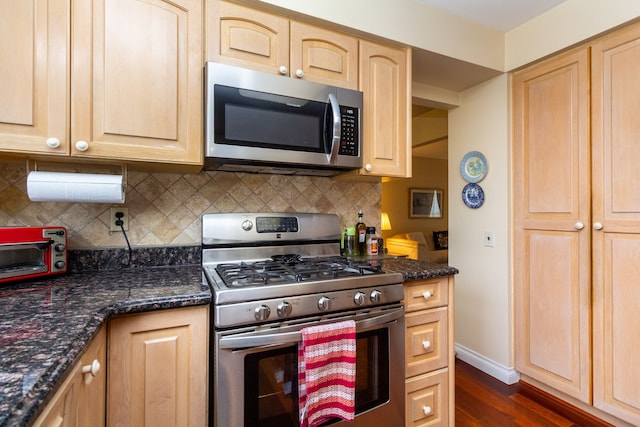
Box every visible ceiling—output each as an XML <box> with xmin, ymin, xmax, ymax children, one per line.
<box><xmin>411</xmin><ymin>0</ymin><xmax>568</xmax><ymax>91</ymax></box>
<box><xmin>411</xmin><ymin>0</ymin><xmax>567</xmax><ymax>159</ymax></box>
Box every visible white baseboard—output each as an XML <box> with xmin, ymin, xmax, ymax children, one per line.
<box><xmin>454</xmin><ymin>343</ymin><xmax>520</xmax><ymax>385</ymax></box>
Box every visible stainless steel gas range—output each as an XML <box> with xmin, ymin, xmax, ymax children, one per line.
<box><xmin>202</xmin><ymin>212</ymin><xmax>405</xmax><ymax>427</ymax></box>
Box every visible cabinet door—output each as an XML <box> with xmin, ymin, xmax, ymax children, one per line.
<box><xmin>512</xmin><ymin>47</ymin><xmax>591</xmax><ymax>403</ymax></box>
<box><xmin>359</xmin><ymin>41</ymin><xmax>411</xmax><ymax>178</ymax></box>
<box><xmin>591</xmin><ymin>23</ymin><xmax>640</xmax><ymax>425</ymax></box>
<box><xmin>0</xmin><ymin>0</ymin><xmax>69</xmax><ymax>156</ymax></box>
<box><xmin>71</xmin><ymin>0</ymin><xmax>202</xmax><ymax>166</ymax></box>
<box><xmin>77</xmin><ymin>326</ymin><xmax>107</xmax><ymax>427</ymax></box>
<box><xmin>33</xmin><ymin>364</ymin><xmax>80</xmax><ymax>427</ymax></box>
<box><xmin>290</xmin><ymin>22</ymin><xmax>358</xmax><ymax>89</ymax></box>
<box><xmin>108</xmin><ymin>306</ymin><xmax>208</xmax><ymax>427</ymax></box>
<box><xmin>208</xmin><ymin>0</ymin><xmax>289</xmax><ymax>75</ymax></box>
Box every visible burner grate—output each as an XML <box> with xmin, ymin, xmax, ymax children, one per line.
<box><xmin>214</xmin><ymin>256</ymin><xmax>383</xmax><ymax>288</ymax></box>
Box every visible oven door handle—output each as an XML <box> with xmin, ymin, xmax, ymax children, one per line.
<box><xmin>218</xmin><ymin>309</ymin><xmax>403</xmax><ymax>349</ymax></box>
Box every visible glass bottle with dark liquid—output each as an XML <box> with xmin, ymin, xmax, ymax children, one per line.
<box><xmin>356</xmin><ymin>210</ymin><xmax>367</xmax><ymax>256</ymax></box>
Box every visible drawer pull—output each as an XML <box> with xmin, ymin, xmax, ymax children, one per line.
<box><xmin>422</xmin><ymin>291</ymin><xmax>432</xmax><ymax>300</ymax></box>
<box><xmin>423</xmin><ymin>405</ymin><xmax>432</xmax><ymax>416</ymax></box>
<box><xmin>82</xmin><ymin>359</ymin><xmax>101</xmax><ymax>384</ymax></box>
<box><xmin>422</xmin><ymin>340</ymin><xmax>431</xmax><ymax>350</ymax></box>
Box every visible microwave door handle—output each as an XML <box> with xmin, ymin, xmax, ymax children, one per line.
<box><xmin>218</xmin><ymin>308</ymin><xmax>403</xmax><ymax>349</ymax></box>
<box><xmin>327</xmin><ymin>93</ymin><xmax>341</xmax><ymax>164</ymax></box>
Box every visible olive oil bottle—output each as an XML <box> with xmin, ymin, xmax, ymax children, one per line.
<box><xmin>356</xmin><ymin>210</ymin><xmax>367</xmax><ymax>256</ymax></box>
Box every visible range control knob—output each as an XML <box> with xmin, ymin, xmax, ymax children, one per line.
<box><xmin>317</xmin><ymin>296</ymin><xmax>330</xmax><ymax>312</ymax></box>
<box><xmin>370</xmin><ymin>290</ymin><xmax>382</xmax><ymax>303</ymax></box>
<box><xmin>277</xmin><ymin>301</ymin><xmax>293</xmax><ymax>317</ymax></box>
<box><xmin>241</xmin><ymin>220</ymin><xmax>253</xmax><ymax>231</ymax></box>
<box><xmin>354</xmin><ymin>291</ymin><xmax>366</xmax><ymax>306</ymax></box>
<box><xmin>254</xmin><ymin>305</ymin><xmax>271</xmax><ymax>321</ymax></box>
<box><xmin>54</xmin><ymin>243</ymin><xmax>66</xmax><ymax>252</ymax></box>
<box><xmin>54</xmin><ymin>261</ymin><xmax>66</xmax><ymax>269</ymax></box>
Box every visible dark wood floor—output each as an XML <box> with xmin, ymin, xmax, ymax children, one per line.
<box><xmin>455</xmin><ymin>358</ymin><xmax>614</xmax><ymax>427</ymax></box>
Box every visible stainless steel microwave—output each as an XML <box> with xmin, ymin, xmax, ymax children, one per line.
<box><xmin>204</xmin><ymin>62</ymin><xmax>363</xmax><ymax>176</ymax></box>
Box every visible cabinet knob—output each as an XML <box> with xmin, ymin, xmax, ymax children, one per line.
<box><xmin>422</xmin><ymin>291</ymin><xmax>432</xmax><ymax>300</ymax></box>
<box><xmin>575</xmin><ymin>222</ymin><xmax>584</xmax><ymax>230</ymax></box>
<box><xmin>295</xmin><ymin>69</ymin><xmax>304</xmax><ymax>78</ymax></box>
<box><xmin>364</xmin><ymin>163</ymin><xmax>373</xmax><ymax>172</ymax></box>
<box><xmin>279</xmin><ymin>65</ymin><xmax>288</xmax><ymax>75</ymax></box>
<box><xmin>75</xmin><ymin>140</ymin><xmax>89</xmax><ymax>151</ymax></box>
<box><xmin>422</xmin><ymin>340</ymin><xmax>431</xmax><ymax>350</ymax></box>
<box><xmin>422</xmin><ymin>405</ymin><xmax>432</xmax><ymax>416</ymax></box>
<box><xmin>82</xmin><ymin>359</ymin><xmax>101</xmax><ymax>384</ymax></box>
<box><xmin>593</xmin><ymin>222</ymin><xmax>603</xmax><ymax>230</ymax></box>
<box><xmin>46</xmin><ymin>137</ymin><xmax>61</xmax><ymax>149</ymax></box>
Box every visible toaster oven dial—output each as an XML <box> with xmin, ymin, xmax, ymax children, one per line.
<box><xmin>254</xmin><ymin>305</ymin><xmax>271</xmax><ymax>321</ymax></box>
<box><xmin>54</xmin><ymin>243</ymin><xmax>66</xmax><ymax>252</ymax></box>
<box><xmin>277</xmin><ymin>301</ymin><xmax>292</xmax><ymax>317</ymax></box>
<box><xmin>354</xmin><ymin>291</ymin><xmax>366</xmax><ymax>306</ymax></box>
<box><xmin>54</xmin><ymin>261</ymin><xmax>66</xmax><ymax>269</ymax></box>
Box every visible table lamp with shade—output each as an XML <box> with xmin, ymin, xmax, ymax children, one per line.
<box><xmin>380</xmin><ymin>212</ymin><xmax>392</xmax><ymax>254</ymax></box>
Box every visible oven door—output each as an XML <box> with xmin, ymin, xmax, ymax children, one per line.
<box><xmin>213</xmin><ymin>305</ymin><xmax>404</xmax><ymax>427</ymax></box>
<box><xmin>0</xmin><ymin>242</ymin><xmax>50</xmax><ymax>282</ymax></box>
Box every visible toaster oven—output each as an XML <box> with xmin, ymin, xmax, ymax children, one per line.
<box><xmin>0</xmin><ymin>226</ymin><xmax>68</xmax><ymax>284</ymax></box>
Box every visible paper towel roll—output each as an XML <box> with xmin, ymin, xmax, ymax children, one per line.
<box><xmin>27</xmin><ymin>171</ymin><xmax>125</xmax><ymax>203</ymax></box>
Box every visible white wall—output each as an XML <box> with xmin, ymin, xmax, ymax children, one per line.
<box><xmin>254</xmin><ymin>0</ymin><xmax>504</xmax><ymax>70</ymax></box>
<box><xmin>506</xmin><ymin>0</ymin><xmax>640</xmax><ymax>70</ymax></box>
<box><xmin>448</xmin><ymin>74</ymin><xmax>511</xmax><ymax>368</ymax></box>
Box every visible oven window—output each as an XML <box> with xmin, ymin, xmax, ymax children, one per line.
<box><xmin>0</xmin><ymin>248</ymin><xmax>44</xmax><ymax>270</ymax></box>
<box><xmin>244</xmin><ymin>345</ymin><xmax>299</xmax><ymax>427</ymax></box>
<box><xmin>244</xmin><ymin>328</ymin><xmax>390</xmax><ymax>427</ymax></box>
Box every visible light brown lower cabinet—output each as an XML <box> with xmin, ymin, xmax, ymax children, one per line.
<box><xmin>33</xmin><ymin>326</ymin><xmax>107</xmax><ymax>427</ymax></box>
<box><xmin>404</xmin><ymin>275</ymin><xmax>455</xmax><ymax>426</ymax></box>
<box><xmin>108</xmin><ymin>305</ymin><xmax>209</xmax><ymax>427</ymax></box>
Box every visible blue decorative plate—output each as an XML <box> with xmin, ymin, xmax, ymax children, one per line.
<box><xmin>462</xmin><ymin>183</ymin><xmax>484</xmax><ymax>209</ymax></box>
<box><xmin>460</xmin><ymin>151</ymin><xmax>488</xmax><ymax>183</ymax></box>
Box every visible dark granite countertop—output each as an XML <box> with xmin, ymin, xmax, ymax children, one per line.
<box><xmin>0</xmin><ymin>246</ymin><xmax>455</xmax><ymax>427</ymax></box>
<box><xmin>0</xmin><ymin>264</ymin><xmax>209</xmax><ymax>427</ymax></box>
<box><xmin>350</xmin><ymin>255</ymin><xmax>458</xmax><ymax>280</ymax></box>
<box><xmin>379</xmin><ymin>257</ymin><xmax>458</xmax><ymax>280</ymax></box>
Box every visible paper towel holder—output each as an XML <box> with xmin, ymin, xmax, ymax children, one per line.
<box><xmin>26</xmin><ymin>159</ymin><xmax>128</xmax><ymax>191</ymax></box>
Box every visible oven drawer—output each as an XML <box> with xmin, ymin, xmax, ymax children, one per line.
<box><xmin>405</xmin><ymin>368</ymin><xmax>449</xmax><ymax>427</ymax></box>
<box><xmin>405</xmin><ymin>306</ymin><xmax>448</xmax><ymax>378</ymax></box>
<box><xmin>403</xmin><ymin>277</ymin><xmax>448</xmax><ymax>313</ymax></box>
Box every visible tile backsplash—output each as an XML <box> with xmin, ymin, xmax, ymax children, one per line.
<box><xmin>0</xmin><ymin>162</ymin><xmax>381</xmax><ymax>249</ymax></box>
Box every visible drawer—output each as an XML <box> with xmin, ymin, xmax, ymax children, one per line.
<box><xmin>404</xmin><ymin>277</ymin><xmax>448</xmax><ymax>313</ymax></box>
<box><xmin>405</xmin><ymin>368</ymin><xmax>449</xmax><ymax>427</ymax></box>
<box><xmin>405</xmin><ymin>307</ymin><xmax>448</xmax><ymax>378</ymax></box>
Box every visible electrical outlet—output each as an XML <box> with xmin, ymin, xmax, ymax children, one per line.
<box><xmin>484</xmin><ymin>231</ymin><xmax>494</xmax><ymax>247</ymax></box>
<box><xmin>110</xmin><ymin>207</ymin><xmax>129</xmax><ymax>232</ymax></box>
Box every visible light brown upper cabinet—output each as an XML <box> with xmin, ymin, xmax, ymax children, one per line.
<box><xmin>207</xmin><ymin>0</ymin><xmax>411</xmax><ymax>179</ymax></box>
<box><xmin>513</xmin><ymin>21</ymin><xmax>640</xmax><ymax>426</ymax></box>
<box><xmin>0</xmin><ymin>0</ymin><xmax>203</xmax><ymax>169</ymax></box>
<box><xmin>358</xmin><ymin>41</ymin><xmax>411</xmax><ymax>178</ymax></box>
<box><xmin>208</xmin><ymin>1</ymin><xmax>358</xmax><ymax>89</ymax></box>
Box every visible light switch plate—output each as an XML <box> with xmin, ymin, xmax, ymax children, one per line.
<box><xmin>484</xmin><ymin>231</ymin><xmax>494</xmax><ymax>247</ymax></box>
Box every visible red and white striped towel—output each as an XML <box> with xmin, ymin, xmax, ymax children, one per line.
<box><xmin>298</xmin><ymin>320</ymin><xmax>356</xmax><ymax>427</ymax></box>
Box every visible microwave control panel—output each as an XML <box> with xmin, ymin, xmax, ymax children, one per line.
<box><xmin>338</xmin><ymin>106</ymin><xmax>359</xmax><ymax>157</ymax></box>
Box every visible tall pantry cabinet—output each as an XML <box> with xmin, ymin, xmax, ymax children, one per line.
<box><xmin>513</xmin><ymin>22</ymin><xmax>640</xmax><ymax>425</ymax></box>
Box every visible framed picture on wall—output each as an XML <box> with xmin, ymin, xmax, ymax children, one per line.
<box><xmin>409</xmin><ymin>188</ymin><xmax>443</xmax><ymax>218</ymax></box>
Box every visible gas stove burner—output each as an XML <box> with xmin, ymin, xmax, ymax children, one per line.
<box><xmin>270</xmin><ymin>254</ymin><xmax>303</xmax><ymax>265</ymax></box>
<box><xmin>213</xmin><ymin>256</ymin><xmax>384</xmax><ymax>288</ymax></box>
